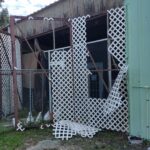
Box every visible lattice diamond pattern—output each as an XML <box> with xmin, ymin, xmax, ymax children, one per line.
<box><xmin>50</xmin><ymin>9</ymin><xmax>128</xmax><ymax>137</ymax></box>
<box><xmin>86</xmin><ymin>67</ymin><xmax>128</xmax><ymax>132</ymax></box>
<box><xmin>53</xmin><ymin>120</ymin><xmax>98</xmax><ymax>140</ymax></box>
<box><xmin>107</xmin><ymin>6</ymin><xmax>128</xmax><ymax>132</ymax></box>
<box><xmin>86</xmin><ymin>98</ymin><xmax>106</xmax><ymax>129</ymax></box>
<box><xmin>72</xmin><ymin>16</ymin><xmax>90</xmax><ymax>124</ymax></box>
<box><xmin>108</xmin><ymin>7</ymin><xmax>125</xmax><ymax>39</ymax></box>
<box><xmin>103</xmin><ymin>67</ymin><xmax>127</xmax><ymax>115</ymax></box>
<box><xmin>50</xmin><ymin>49</ymin><xmax>74</xmax><ymax>122</ymax></box>
<box><xmin>108</xmin><ymin>7</ymin><xmax>126</xmax><ymax>68</ymax></box>
<box><xmin>72</xmin><ymin>16</ymin><xmax>89</xmax><ymax>46</ymax></box>
<box><xmin>0</xmin><ymin>33</ymin><xmax>12</xmax><ymax>116</ymax></box>
<box><xmin>0</xmin><ymin>33</ymin><xmax>21</xmax><ymax>116</ymax></box>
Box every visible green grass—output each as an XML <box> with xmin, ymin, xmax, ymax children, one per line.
<box><xmin>0</xmin><ymin>123</ymin><xmax>150</xmax><ymax>150</ymax></box>
<box><xmin>0</xmin><ymin>127</ymin><xmax>52</xmax><ymax>150</ymax></box>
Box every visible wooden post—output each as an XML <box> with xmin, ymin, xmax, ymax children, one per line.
<box><xmin>10</xmin><ymin>16</ymin><xmax>18</xmax><ymax>127</ymax></box>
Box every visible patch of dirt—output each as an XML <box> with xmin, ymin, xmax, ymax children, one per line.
<box><xmin>24</xmin><ymin>138</ymin><xmax>37</xmax><ymax>148</ymax></box>
<box><xmin>26</xmin><ymin>140</ymin><xmax>83</xmax><ymax>150</ymax></box>
<box><xmin>58</xmin><ymin>145</ymin><xmax>83</xmax><ymax>150</ymax></box>
<box><xmin>26</xmin><ymin>139</ymin><xmax>61</xmax><ymax>150</ymax></box>
<box><xmin>24</xmin><ymin>131</ymin><xmax>150</xmax><ymax>150</ymax></box>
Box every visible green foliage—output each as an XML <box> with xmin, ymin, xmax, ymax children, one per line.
<box><xmin>0</xmin><ymin>8</ymin><xmax>9</xmax><ymax>27</ymax></box>
<box><xmin>0</xmin><ymin>0</ymin><xmax>9</xmax><ymax>28</ymax></box>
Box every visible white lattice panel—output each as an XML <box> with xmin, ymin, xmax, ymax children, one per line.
<box><xmin>72</xmin><ymin>16</ymin><xmax>91</xmax><ymax>124</ymax></box>
<box><xmin>107</xmin><ymin>6</ymin><xmax>128</xmax><ymax>132</ymax></box>
<box><xmin>0</xmin><ymin>33</ymin><xmax>22</xmax><ymax>116</ymax></box>
<box><xmin>0</xmin><ymin>33</ymin><xmax>12</xmax><ymax>116</ymax></box>
<box><xmin>49</xmin><ymin>10</ymin><xmax>128</xmax><ymax>136</ymax></box>
<box><xmin>50</xmin><ymin>49</ymin><xmax>74</xmax><ymax>122</ymax></box>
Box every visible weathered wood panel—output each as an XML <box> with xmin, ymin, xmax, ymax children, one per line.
<box><xmin>15</xmin><ymin>0</ymin><xmax>124</xmax><ymax>38</ymax></box>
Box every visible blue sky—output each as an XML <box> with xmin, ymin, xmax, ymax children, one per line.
<box><xmin>2</xmin><ymin>0</ymin><xmax>57</xmax><ymax>16</ymax></box>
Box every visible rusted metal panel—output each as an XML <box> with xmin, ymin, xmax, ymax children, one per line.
<box><xmin>15</xmin><ymin>0</ymin><xmax>124</xmax><ymax>38</ymax></box>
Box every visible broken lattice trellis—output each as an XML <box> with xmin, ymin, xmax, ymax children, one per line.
<box><xmin>48</xmin><ymin>6</ymin><xmax>128</xmax><ymax>140</ymax></box>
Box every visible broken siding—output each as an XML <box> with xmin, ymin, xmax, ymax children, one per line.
<box><xmin>15</xmin><ymin>0</ymin><xmax>124</xmax><ymax>38</ymax></box>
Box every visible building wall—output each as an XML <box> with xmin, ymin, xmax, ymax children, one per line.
<box><xmin>15</xmin><ymin>0</ymin><xmax>123</xmax><ymax>38</ymax></box>
<box><xmin>126</xmin><ymin>0</ymin><xmax>150</xmax><ymax>139</ymax></box>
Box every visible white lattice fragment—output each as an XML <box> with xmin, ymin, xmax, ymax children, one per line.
<box><xmin>108</xmin><ymin>6</ymin><xmax>127</xmax><ymax>68</ymax></box>
<box><xmin>53</xmin><ymin>120</ymin><xmax>99</xmax><ymax>140</ymax></box>
<box><xmin>45</xmin><ymin>124</ymin><xmax>51</xmax><ymax>128</ymax></box>
<box><xmin>108</xmin><ymin>38</ymin><xmax>126</xmax><ymax>68</ymax></box>
<box><xmin>107</xmin><ymin>6</ymin><xmax>128</xmax><ymax>132</ymax></box>
<box><xmin>108</xmin><ymin>7</ymin><xmax>125</xmax><ymax>39</ymax></box>
<box><xmin>103</xmin><ymin>66</ymin><xmax>128</xmax><ymax>115</ymax></box>
<box><xmin>40</xmin><ymin>125</ymin><xmax>44</xmax><ymax>130</ymax></box>
<box><xmin>16</xmin><ymin>121</ymin><xmax>25</xmax><ymax>131</ymax></box>
<box><xmin>53</xmin><ymin>121</ymin><xmax>76</xmax><ymax>140</ymax></box>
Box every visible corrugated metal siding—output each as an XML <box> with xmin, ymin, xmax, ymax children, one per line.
<box><xmin>15</xmin><ymin>0</ymin><xmax>124</xmax><ymax>38</ymax></box>
<box><xmin>126</xmin><ymin>0</ymin><xmax>150</xmax><ymax>139</ymax></box>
